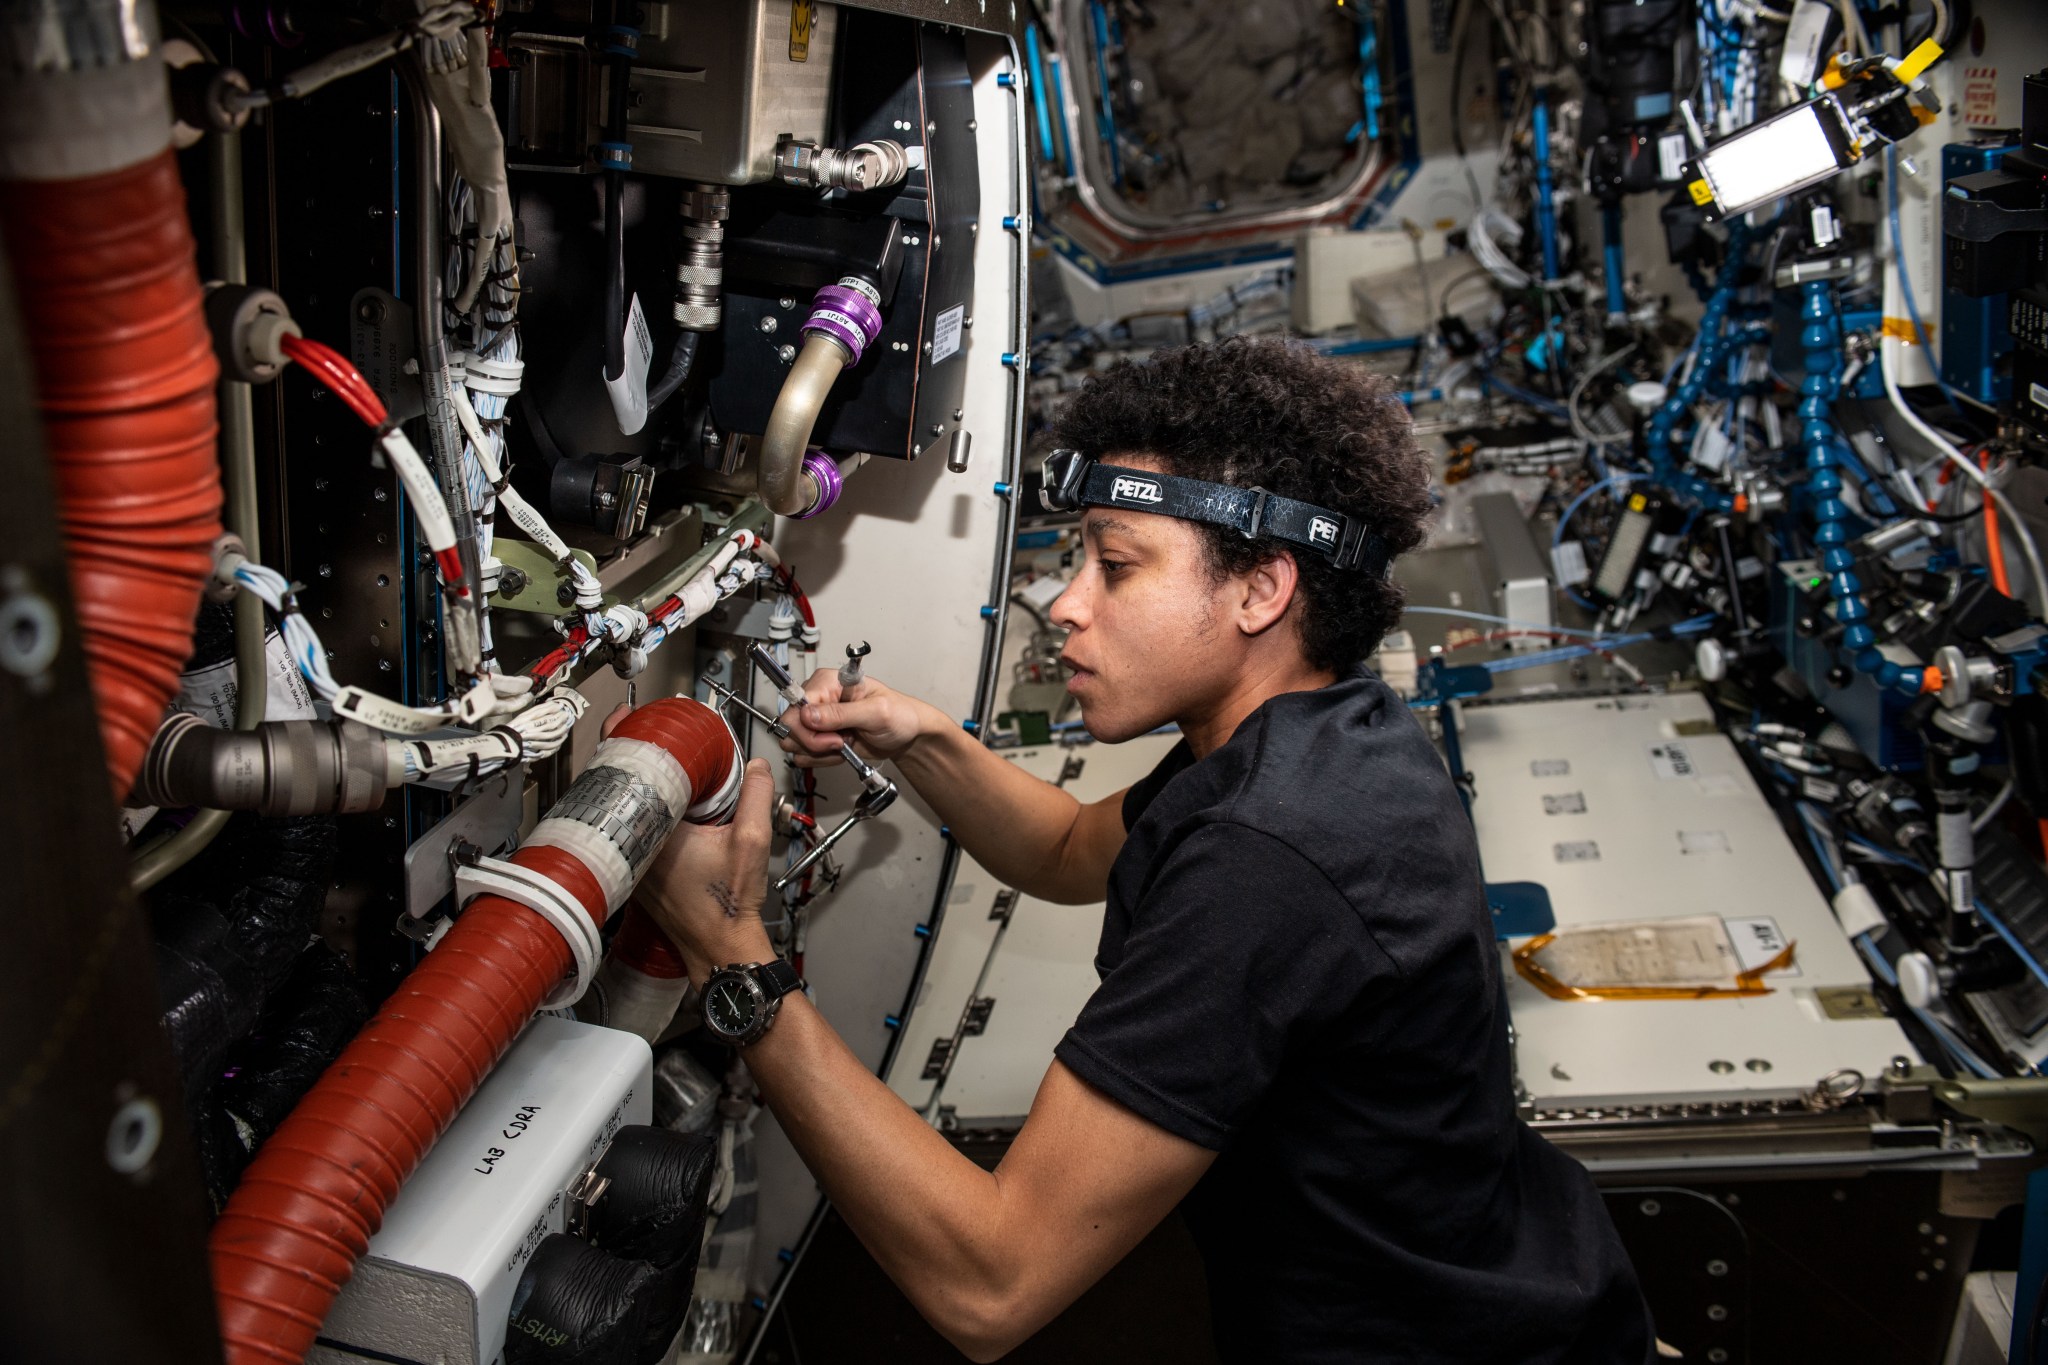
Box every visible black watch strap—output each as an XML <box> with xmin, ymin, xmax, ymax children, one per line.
<box><xmin>753</xmin><ymin>958</ymin><xmax>802</xmax><ymax>1002</ymax></box>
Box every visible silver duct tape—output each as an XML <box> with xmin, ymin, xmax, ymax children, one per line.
<box><xmin>552</xmin><ymin>764</ymin><xmax>674</xmax><ymax>872</ymax></box>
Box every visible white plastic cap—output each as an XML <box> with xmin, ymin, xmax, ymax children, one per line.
<box><xmin>1625</xmin><ymin>381</ymin><xmax>1669</xmax><ymax>414</ymax></box>
<box><xmin>1695</xmin><ymin>638</ymin><xmax>1728</xmax><ymax>682</ymax></box>
<box><xmin>1896</xmin><ymin>952</ymin><xmax>1938</xmax><ymax>1010</ymax></box>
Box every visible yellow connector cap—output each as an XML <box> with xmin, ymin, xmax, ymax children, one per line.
<box><xmin>1893</xmin><ymin>38</ymin><xmax>1942</xmax><ymax>85</ymax></box>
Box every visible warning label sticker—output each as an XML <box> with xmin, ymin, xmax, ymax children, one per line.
<box><xmin>1964</xmin><ymin>66</ymin><xmax>1999</xmax><ymax>128</ymax></box>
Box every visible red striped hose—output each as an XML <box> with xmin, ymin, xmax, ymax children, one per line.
<box><xmin>0</xmin><ymin>146</ymin><xmax>223</xmax><ymax>801</ymax></box>
<box><xmin>208</xmin><ymin>698</ymin><xmax>741</xmax><ymax>1364</ymax></box>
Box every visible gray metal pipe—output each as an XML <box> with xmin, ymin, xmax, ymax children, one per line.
<box><xmin>135</xmin><ymin>713</ymin><xmax>400</xmax><ymax>816</ymax></box>
<box><xmin>758</xmin><ymin>334</ymin><xmax>846</xmax><ymax>515</ymax></box>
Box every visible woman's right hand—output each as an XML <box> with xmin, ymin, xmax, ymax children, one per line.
<box><xmin>778</xmin><ymin>669</ymin><xmax>943</xmax><ymax>768</ymax></box>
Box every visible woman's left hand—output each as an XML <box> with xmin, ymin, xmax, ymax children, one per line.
<box><xmin>638</xmin><ymin>753</ymin><xmax>779</xmax><ymax>980</ymax></box>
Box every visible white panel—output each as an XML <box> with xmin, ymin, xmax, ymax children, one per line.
<box><xmin>930</xmin><ymin>732</ymin><xmax>1182</xmax><ymax>1123</ymax></box>
<box><xmin>887</xmin><ymin>744</ymin><xmax>1075</xmax><ymax>1112</ymax></box>
<box><xmin>1459</xmin><ymin>693</ymin><xmax>1917</xmax><ymax>1107</ymax></box>
<box><xmin>746</xmin><ymin>31</ymin><xmax>1029</xmax><ymax>1299</ymax></box>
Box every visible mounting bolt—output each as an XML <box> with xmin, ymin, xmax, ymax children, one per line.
<box><xmin>993</xmin><ymin>482</ymin><xmax>1012</xmax><ymax>497</ymax></box>
<box><xmin>883</xmin><ymin>1014</ymin><xmax>902</xmax><ymax>1030</ymax></box>
<box><xmin>1002</xmin><ymin>215</ymin><xmax>1021</xmax><ymax>231</ymax></box>
<box><xmin>914</xmin><ymin>923</ymin><xmax>932</xmax><ymax>938</ymax></box>
<box><xmin>997</xmin><ymin>71</ymin><xmax>1017</xmax><ymax>87</ymax></box>
<box><xmin>962</xmin><ymin>717</ymin><xmax>981</xmax><ymax>734</ymax></box>
<box><xmin>1000</xmin><ymin>352</ymin><xmax>1021</xmax><ymax>368</ymax></box>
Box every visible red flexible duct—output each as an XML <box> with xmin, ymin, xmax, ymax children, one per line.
<box><xmin>209</xmin><ymin>698</ymin><xmax>740</xmax><ymax>1365</ymax></box>
<box><xmin>0</xmin><ymin>149</ymin><xmax>223</xmax><ymax>800</ymax></box>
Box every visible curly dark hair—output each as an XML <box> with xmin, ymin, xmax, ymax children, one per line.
<box><xmin>1050</xmin><ymin>336</ymin><xmax>1434</xmax><ymax>670</ymax></box>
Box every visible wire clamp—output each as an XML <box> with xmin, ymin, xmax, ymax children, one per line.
<box><xmin>454</xmin><ymin>852</ymin><xmax>604</xmax><ymax>1008</ymax></box>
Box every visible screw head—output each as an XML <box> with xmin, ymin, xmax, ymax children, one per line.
<box><xmin>759</xmin><ymin>315</ymin><xmax>779</xmax><ymax>333</ymax></box>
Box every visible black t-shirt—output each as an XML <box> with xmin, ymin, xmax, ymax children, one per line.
<box><xmin>1053</xmin><ymin>666</ymin><xmax>1651</xmax><ymax>1365</ymax></box>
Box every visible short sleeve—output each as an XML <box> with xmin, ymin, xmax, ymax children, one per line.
<box><xmin>1054</xmin><ymin>822</ymin><xmax>1393</xmax><ymax>1150</ymax></box>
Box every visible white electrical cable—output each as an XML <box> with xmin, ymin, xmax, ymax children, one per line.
<box><xmin>1973</xmin><ymin>779</ymin><xmax>2013</xmax><ymax>834</ymax></box>
<box><xmin>1880</xmin><ymin>350</ymin><xmax>2048</xmax><ymax>615</ymax></box>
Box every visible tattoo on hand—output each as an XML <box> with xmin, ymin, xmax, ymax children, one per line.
<box><xmin>708</xmin><ymin>879</ymin><xmax>741</xmax><ymax>919</ymax></box>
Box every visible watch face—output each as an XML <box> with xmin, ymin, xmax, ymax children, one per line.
<box><xmin>707</xmin><ymin>975</ymin><xmax>758</xmax><ymax>1037</ymax></box>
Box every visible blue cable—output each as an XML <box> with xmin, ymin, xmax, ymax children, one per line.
<box><xmin>1024</xmin><ymin>25</ymin><xmax>1055</xmax><ymax>164</ymax></box>
<box><xmin>1843</xmin><ymin>835</ymin><xmax>2048</xmax><ymax>996</ymax></box>
<box><xmin>1087</xmin><ymin>0</ymin><xmax>1121</xmax><ymax>186</ymax></box>
<box><xmin>1483</xmin><ymin>374</ymin><xmax>1570</xmax><ymax>419</ymax></box>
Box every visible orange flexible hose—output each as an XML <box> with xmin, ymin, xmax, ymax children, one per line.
<box><xmin>1982</xmin><ymin>452</ymin><xmax>2012</xmax><ymax>597</ymax></box>
<box><xmin>0</xmin><ymin>149</ymin><xmax>223</xmax><ymax>800</ymax></box>
<box><xmin>208</xmin><ymin>699</ymin><xmax>739</xmax><ymax>1365</ymax></box>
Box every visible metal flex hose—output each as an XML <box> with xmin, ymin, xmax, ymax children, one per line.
<box><xmin>209</xmin><ymin>698</ymin><xmax>742</xmax><ymax>1365</ymax></box>
<box><xmin>759</xmin><ymin>277</ymin><xmax>883</xmax><ymax>517</ymax></box>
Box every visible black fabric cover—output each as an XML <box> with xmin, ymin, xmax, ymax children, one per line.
<box><xmin>1055</xmin><ymin>666</ymin><xmax>1653</xmax><ymax>1364</ymax></box>
<box><xmin>506</xmin><ymin>1234</ymin><xmax>659</xmax><ymax>1365</ymax></box>
<box><xmin>151</xmin><ymin>813</ymin><xmax>338</xmax><ymax>1103</ymax></box>
<box><xmin>587</xmin><ymin>1125</ymin><xmax>720</xmax><ymax>1362</ymax></box>
<box><xmin>189</xmin><ymin>943</ymin><xmax>367</xmax><ymax>1210</ymax></box>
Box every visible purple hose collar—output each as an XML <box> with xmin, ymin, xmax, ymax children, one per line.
<box><xmin>795</xmin><ymin>450</ymin><xmax>844</xmax><ymax>520</ymax></box>
<box><xmin>802</xmin><ymin>279</ymin><xmax>884</xmax><ymax>367</ymax></box>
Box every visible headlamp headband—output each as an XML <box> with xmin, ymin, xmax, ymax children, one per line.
<box><xmin>1038</xmin><ymin>449</ymin><xmax>1392</xmax><ymax>578</ymax></box>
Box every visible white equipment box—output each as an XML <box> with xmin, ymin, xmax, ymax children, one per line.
<box><xmin>1458</xmin><ymin>691</ymin><xmax>1918</xmax><ymax>1108</ymax></box>
<box><xmin>310</xmin><ymin>1016</ymin><xmax>653</xmax><ymax>1365</ymax></box>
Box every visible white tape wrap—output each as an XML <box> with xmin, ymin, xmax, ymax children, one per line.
<box><xmin>525</xmin><ymin>816</ymin><xmax>639</xmax><ymax>910</ymax></box>
<box><xmin>588</xmin><ymin>735</ymin><xmax>694</xmax><ymax>816</ymax></box>
<box><xmin>521</xmin><ymin>735</ymin><xmax>700</xmax><ymax>904</ymax></box>
<box><xmin>1833</xmin><ymin>882</ymin><xmax>1889</xmax><ymax>942</ymax></box>
<box><xmin>454</xmin><ymin>853</ymin><xmax>605</xmax><ymax>1009</ymax></box>
<box><xmin>687</xmin><ymin>733</ymin><xmax>747</xmax><ymax>821</ymax></box>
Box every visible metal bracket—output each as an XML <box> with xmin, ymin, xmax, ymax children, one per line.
<box><xmin>347</xmin><ymin>287</ymin><xmax>423</xmax><ymax>423</ymax></box>
<box><xmin>402</xmin><ymin>771</ymin><xmax>526</xmax><ymax>922</ymax></box>
<box><xmin>989</xmin><ymin>889</ymin><xmax>1019</xmax><ymax>924</ymax></box>
<box><xmin>962</xmin><ymin>996</ymin><xmax>996</xmax><ymax>1036</ymax></box>
<box><xmin>922</xmin><ymin>1037</ymin><xmax>955</xmax><ymax>1081</ymax></box>
<box><xmin>490</xmin><ymin>537</ymin><xmax>601</xmax><ymax>615</ymax></box>
<box><xmin>1057</xmin><ymin>754</ymin><xmax>1086</xmax><ymax>786</ymax></box>
<box><xmin>565</xmin><ymin>1167</ymin><xmax>611</xmax><ymax>1238</ymax></box>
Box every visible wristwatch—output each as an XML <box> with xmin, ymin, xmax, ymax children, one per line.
<box><xmin>701</xmin><ymin>959</ymin><xmax>803</xmax><ymax>1046</ymax></box>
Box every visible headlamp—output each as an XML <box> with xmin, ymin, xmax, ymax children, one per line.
<box><xmin>1038</xmin><ymin>448</ymin><xmax>1391</xmax><ymax>577</ymax></box>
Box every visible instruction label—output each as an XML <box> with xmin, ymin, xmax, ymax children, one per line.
<box><xmin>1724</xmin><ymin>916</ymin><xmax>1802</xmax><ymax>977</ymax></box>
<box><xmin>1779</xmin><ymin>0</ymin><xmax>1833</xmax><ymax>86</ymax></box>
<box><xmin>931</xmin><ymin>304</ymin><xmax>965</xmax><ymax>364</ymax></box>
<box><xmin>177</xmin><ymin>628</ymin><xmax>317</xmax><ymax>727</ymax></box>
<box><xmin>604</xmin><ymin>293</ymin><xmax>654</xmax><ymax>436</ymax></box>
<box><xmin>1647</xmin><ymin>741</ymin><xmax>1696</xmax><ymax>780</ymax></box>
